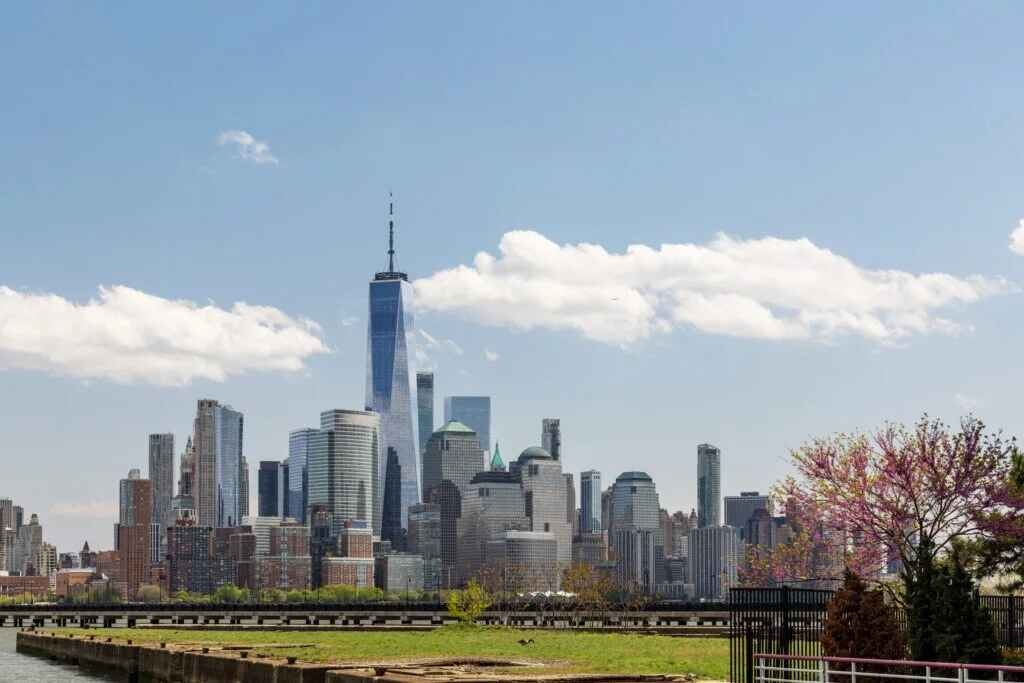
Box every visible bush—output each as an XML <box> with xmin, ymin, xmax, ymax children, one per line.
<box><xmin>446</xmin><ymin>580</ymin><xmax>491</xmax><ymax>624</ymax></box>
<box><xmin>822</xmin><ymin>570</ymin><xmax>905</xmax><ymax>660</ymax></box>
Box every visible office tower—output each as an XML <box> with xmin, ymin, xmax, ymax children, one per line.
<box><xmin>697</xmin><ymin>443</ymin><xmax>721</xmax><ymax>528</ymax></box>
<box><xmin>174</xmin><ymin>436</ymin><xmax>195</xmax><ymax>516</ymax></box>
<box><xmin>541</xmin><ymin>418</ymin><xmax>562</xmax><ymax>461</ymax></box>
<box><xmin>511</xmin><ymin>447</ymin><xmax>572</xmax><ymax>572</ymax></box>
<box><xmin>148</xmin><ymin>433</ymin><xmax>174</xmax><ymax>562</ymax></box>
<box><xmin>724</xmin><ymin>491</ymin><xmax>772</xmax><ymax>540</ymax></box>
<box><xmin>408</xmin><ymin>502</ymin><xmax>441</xmax><ymax>591</ymax></box>
<box><xmin>745</xmin><ymin>508</ymin><xmax>776</xmax><ymax>549</ymax></box>
<box><xmin>13</xmin><ymin>513</ymin><xmax>42</xmax><ymax>575</ymax></box>
<box><xmin>0</xmin><ymin>528</ymin><xmax>15</xmax><ymax>573</ymax></box>
<box><xmin>0</xmin><ymin>498</ymin><xmax>12</xmax><ymax>532</ymax></box>
<box><xmin>258</xmin><ymin>461</ymin><xmax>285</xmax><ymax>518</ymax></box>
<box><xmin>563</xmin><ymin>473</ymin><xmax>576</xmax><ymax>535</ymax></box>
<box><xmin>308</xmin><ymin>409</ymin><xmax>380</xmax><ymax>534</ymax></box>
<box><xmin>456</xmin><ymin>470</ymin><xmax>529</xmax><ymax>584</ymax></box>
<box><xmin>601</xmin><ymin>488</ymin><xmax>612</xmax><ymax>535</ymax></box>
<box><xmin>609</xmin><ymin>471</ymin><xmax>662</xmax><ymax>592</ymax></box>
<box><xmin>381</xmin><ymin>448</ymin><xmax>404</xmax><ymax>550</ymax></box>
<box><xmin>117</xmin><ymin>470</ymin><xmax>153</xmax><ymax>599</ymax></box>
<box><xmin>416</xmin><ymin>371</ymin><xmax>434</xmax><ymax>456</ymax></box>
<box><xmin>689</xmin><ymin>525</ymin><xmax>743</xmax><ymax>600</ymax></box>
<box><xmin>376</xmin><ymin>554</ymin><xmax>424</xmax><ymax>593</ymax></box>
<box><xmin>194</xmin><ymin>400</ymin><xmax>245</xmax><ymax>528</ymax></box>
<box><xmin>422</xmin><ymin>421</ymin><xmax>486</xmax><ymax>586</ymax></box>
<box><xmin>366</xmin><ymin>200</ymin><xmax>420</xmax><ymax>532</ymax></box>
<box><xmin>240</xmin><ymin>456</ymin><xmax>250</xmax><ymax>520</ymax></box>
<box><xmin>488</xmin><ymin>531</ymin><xmax>560</xmax><ymax>592</ymax></box>
<box><xmin>13</xmin><ymin>506</ymin><xmax>23</xmax><ymax>532</ymax></box>
<box><xmin>580</xmin><ymin>471</ymin><xmax>602</xmax><ymax>533</ymax></box>
<box><xmin>444</xmin><ymin>396</ymin><xmax>491</xmax><ymax>457</ymax></box>
<box><xmin>168</xmin><ymin>520</ymin><xmax>214</xmax><ymax>594</ymax></box>
<box><xmin>288</xmin><ymin>428</ymin><xmax>316</xmax><ymax>524</ymax></box>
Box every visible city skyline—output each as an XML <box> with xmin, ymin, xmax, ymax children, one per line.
<box><xmin>6</xmin><ymin>3</ymin><xmax>1024</xmax><ymax>553</ymax></box>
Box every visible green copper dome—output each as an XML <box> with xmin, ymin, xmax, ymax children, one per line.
<box><xmin>518</xmin><ymin>445</ymin><xmax>552</xmax><ymax>461</ymax></box>
<box><xmin>435</xmin><ymin>420</ymin><xmax>475</xmax><ymax>434</ymax></box>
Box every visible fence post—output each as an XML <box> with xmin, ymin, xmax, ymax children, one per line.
<box><xmin>851</xmin><ymin>662</ymin><xmax>857</xmax><ymax>683</ymax></box>
<box><xmin>745</xmin><ymin>624</ymin><xmax>754</xmax><ymax>683</ymax></box>
<box><xmin>1010</xmin><ymin>596</ymin><xmax>1017</xmax><ymax>648</ymax></box>
<box><xmin>780</xmin><ymin>585</ymin><xmax>791</xmax><ymax>657</ymax></box>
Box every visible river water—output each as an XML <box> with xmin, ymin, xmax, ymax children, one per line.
<box><xmin>0</xmin><ymin>629</ymin><xmax>123</xmax><ymax>682</ymax></box>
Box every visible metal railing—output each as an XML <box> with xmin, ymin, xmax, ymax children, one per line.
<box><xmin>755</xmin><ymin>654</ymin><xmax>1024</xmax><ymax>683</ymax></box>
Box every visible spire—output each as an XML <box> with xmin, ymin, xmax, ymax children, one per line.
<box><xmin>490</xmin><ymin>442</ymin><xmax>505</xmax><ymax>472</ymax></box>
<box><xmin>388</xmin><ymin>192</ymin><xmax>395</xmax><ymax>273</ymax></box>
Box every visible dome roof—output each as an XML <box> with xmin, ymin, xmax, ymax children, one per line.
<box><xmin>435</xmin><ymin>420</ymin><xmax>475</xmax><ymax>434</ymax></box>
<box><xmin>518</xmin><ymin>446</ymin><xmax>552</xmax><ymax>461</ymax></box>
<box><xmin>616</xmin><ymin>470</ymin><xmax>652</xmax><ymax>482</ymax></box>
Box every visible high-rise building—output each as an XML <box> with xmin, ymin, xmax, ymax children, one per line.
<box><xmin>240</xmin><ymin>456</ymin><xmax>250</xmax><ymax>520</ymax></box>
<box><xmin>13</xmin><ymin>506</ymin><xmax>24</xmax><ymax>532</ymax></box>
<box><xmin>724</xmin><ymin>491</ymin><xmax>772</xmax><ymax>541</ymax></box>
<box><xmin>381</xmin><ymin>447</ymin><xmax>404</xmax><ymax>550</ymax></box>
<box><xmin>194</xmin><ymin>400</ymin><xmax>245</xmax><ymax>528</ymax></box>
<box><xmin>511</xmin><ymin>447</ymin><xmax>572</xmax><ymax>573</ymax></box>
<box><xmin>563</xmin><ymin>473</ymin><xmax>576</xmax><ymax>535</ymax></box>
<box><xmin>287</xmin><ymin>428</ymin><xmax>316</xmax><ymax>524</ymax></box>
<box><xmin>148</xmin><ymin>433</ymin><xmax>174</xmax><ymax>564</ymax></box>
<box><xmin>258</xmin><ymin>461</ymin><xmax>285</xmax><ymax>518</ymax></box>
<box><xmin>487</xmin><ymin>530</ymin><xmax>560</xmax><ymax>592</ymax></box>
<box><xmin>697</xmin><ymin>444</ymin><xmax>721</xmax><ymax>528</ymax></box>
<box><xmin>174</xmin><ymin>436</ymin><xmax>196</xmax><ymax>516</ymax></box>
<box><xmin>168</xmin><ymin>520</ymin><xmax>214</xmax><ymax>594</ymax></box>
<box><xmin>14</xmin><ymin>513</ymin><xmax>42</xmax><ymax>576</ymax></box>
<box><xmin>689</xmin><ymin>525</ymin><xmax>743</xmax><ymax>600</ymax></box>
<box><xmin>308</xmin><ymin>409</ymin><xmax>380</xmax><ymax>534</ymax></box>
<box><xmin>580</xmin><ymin>470</ymin><xmax>602</xmax><ymax>533</ymax></box>
<box><xmin>366</xmin><ymin>200</ymin><xmax>420</xmax><ymax>530</ymax></box>
<box><xmin>0</xmin><ymin>499</ymin><xmax>13</xmax><ymax>533</ymax></box>
<box><xmin>422</xmin><ymin>421</ymin><xmax>485</xmax><ymax>586</ymax></box>
<box><xmin>416</xmin><ymin>371</ymin><xmax>434</xmax><ymax>456</ymax></box>
<box><xmin>456</xmin><ymin>470</ymin><xmax>529</xmax><ymax>584</ymax></box>
<box><xmin>541</xmin><ymin>418</ymin><xmax>562</xmax><ymax>461</ymax></box>
<box><xmin>610</xmin><ymin>471</ymin><xmax>662</xmax><ymax>592</ymax></box>
<box><xmin>117</xmin><ymin>470</ymin><xmax>153</xmax><ymax>599</ymax></box>
<box><xmin>444</xmin><ymin>396</ymin><xmax>491</xmax><ymax>457</ymax></box>
<box><xmin>408</xmin><ymin>502</ymin><xmax>441</xmax><ymax>592</ymax></box>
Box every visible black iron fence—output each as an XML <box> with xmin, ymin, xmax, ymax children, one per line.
<box><xmin>730</xmin><ymin>588</ymin><xmax>1024</xmax><ymax>683</ymax></box>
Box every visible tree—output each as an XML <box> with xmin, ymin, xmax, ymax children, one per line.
<box><xmin>822</xmin><ymin>570</ymin><xmax>905</xmax><ymax>660</ymax></box>
<box><xmin>973</xmin><ymin>448</ymin><xmax>1024</xmax><ymax>591</ymax></box>
<box><xmin>136</xmin><ymin>584</ymin><xmax>163</xmax><ymax>603</ymax></box>
<box><xmin>775</xmin><ymin>416</ymin><xmax>1012</xmax><ymax>588</ymax></box>
<box><xmin>446</xmin><ymin>579</ymin><xmax>491</xmax><ymax>624</ymax></box>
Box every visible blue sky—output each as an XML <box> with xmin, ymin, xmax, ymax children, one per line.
<box><xmin>3</xmin><ymin>2</ymin><xmax>1024</xmax><ymax>551</ymax></box>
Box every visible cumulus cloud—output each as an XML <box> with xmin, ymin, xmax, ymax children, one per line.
<box><xmin>216</xmin><ymin>129</ymin><xmax>279</xmax><ymax>165</ymax></box>
<box><xmin>484</xmin><ymin>349</ymin><xmax>500</xmax><ymax>362</ymax></box>
<box><xmin>49</xmin><ymin>501</ymin><xmax>118</xmax><ymax>520</ymax></box>
<box><xmin>413</xmin><ymin>230</ymin><xmax>1012</xmax><ymax>346</ymax></box>
<box><xmin>0</xmin><ymin>285</ymin><xmax>328</xmax><ymax>385</ymax></box>
<box><xmin>1010</xmin><ymin>220</ymin><xmax>1024</xmax><ymax>256</ymax></box>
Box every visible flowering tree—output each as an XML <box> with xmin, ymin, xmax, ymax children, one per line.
<box><xmin>743</xmin><ymin>416</ymin><xmax>1014</xmax><ymax>588</ymax></box>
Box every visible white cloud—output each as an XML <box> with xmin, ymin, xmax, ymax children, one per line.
<box><xmin>414</xmin><ymin>327</ymin><xmax>463</xmax><ymax>370</ymax></box>
<box><xmin>216</xmin><ymin>129</ymin><xmax>279</xmax><ymax>165</ymax></box>
<box><xmin>413</xmin><ymin>230</ymin><xmax>1012</xmax><ymax>346</ymax></box>
<box><xmin>484</xmin><ymin>349</ymin><xmax>500</xmax><ymax>362</ymax></box>
<box><xmin>0</xmin><ymin>285</ymin><xmax>328</xmax><ymax>386</ymax></box>
<box><xmin>49</xmin><ymin>501</ymin><xmax>117</xmax><ymax>520</ymax></box>
<box><xmin>1010</xmin><ymin>220</ymin><xmax>1024</xmax><ymax>256</ymax></box>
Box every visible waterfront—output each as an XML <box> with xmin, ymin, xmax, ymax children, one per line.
<box><xmin>0</xmin><ymin>629</ymin><xmax>122</xmax><ymax>682</ymax></box>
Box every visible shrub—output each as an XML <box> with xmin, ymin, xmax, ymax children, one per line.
<box><xmin>821</xmin><ymin>570</ymin><xmax>905</xmax><ymax>660</ymax></box>
<box><xmin>446</xmin><ymin>580</ymin><xmax>491</xmax><ymax>624</ymax></box>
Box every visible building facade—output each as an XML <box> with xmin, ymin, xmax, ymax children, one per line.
<box><xmin>308</xmin><ymin>409</ymin><xmax>380</xmax><ymax>534</ymax></box>
<box><xmin>689</xmin><ymin>525</ymin><xmax>743</xmax><ymax>600</ymax></box>
<box><xmin>381</xmin><ymin>447</ymin><xmax>404</xmax><ymax>549</ymax></box>
<box><xmin>697</xmin><ymin>444</ymin><xmax>722</xmax><ymax>528</ymax></box>
<box><xmin>724</xmin><ymin>491</ymin><xmax>772</xmax><ymax>540</ymax></box>
<box><xmin>416</xmin><ymin>371</ymin><xmax>434</xmax><ymax>456</ymax></box>
<box><xmin>287</xmin><ymin>428</ymin><xmax>316</xmax><ymax>524</ymax></box>
<box><xmin>148</xmin><ymin>433</ymin><xmax>175</xmax><ymax>564</ymax></box>
<box><xmin>580</xmin><ymin>470</ymin><xmax>602</xmax><ymax>534</ymax></box>
<box><xmin>117</xmin><ymin>471</ymin><xmax>153</xmax><ymax>599</ymax></box>
<box><xmin>258</xmin><ymin>460</ymin><xmax>285</xmax><ymax>518</ymax></box>
<box><xmin>541</xmin><ymin>418</ymin><xmax>562</xmax><ymax>461</ymax></box>
<box><xmin>444</xmin><ymin>396</ymin><xmax>491</xmax><ymax>457</ymax></box>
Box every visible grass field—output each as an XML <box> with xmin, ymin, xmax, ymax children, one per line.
<box><xmin>52</xmin><ymin>627</ymin><xmax>730</xmax><ymax>678</ymax></box>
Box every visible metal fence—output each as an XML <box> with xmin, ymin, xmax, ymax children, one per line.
<box><xmin>731</xmin><ymin>589</ymin><xmax>1024</xmax><ymax>683</ymax></box>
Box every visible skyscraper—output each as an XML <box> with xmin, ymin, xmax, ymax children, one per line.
<box><xmin>258</xmin><ymin>461</ymin><xmax>285</xmax><ymax>518</ymax></box>
<box><xmin>416</xmin><ymin>371</ymin><xmax>434</xmax><ymax>456</ymax></box>
<box><xmin>697</xmin><ymin>443</ymin><xmax>721</xmax><ymax>528</ymax></box>
<box><xmin>510</xmin><ymin>447</ymin><xmax>572</xmax><ymax>573</ymax></box>
<box><xmin>194</xmin><ymin>400</ymin><xmax>245</xmax><ymax>528</ymax></box>
<box><xmin>288</xmin><ymin>428</ymin><xmax>316</xmax><ymax>523</ymax></box>
<box><xmin>240</xmin><ymin>456</ymin><xmax>250</xmax><ymax>520</ymax></box>
<box><xmin>148</xmin><ymin>434</ymin><xmax>174</xmax><ymax>560</ymax></box>
<box><xmin>689</xmin><ymin>525</ymin><xmax>743</xmax><ymax>600</ymax></box>
<box><xmin>117</xmin><ymin>470</ymin><xmax>153</xmax><ymax>599</ymax></box>
<box><xmin>307</xmin><ymin>409</ymin><xmax>380</xmax><ymax>534</ymax></box>
<box><xmin>444</xmin><ymin>396</ymin><xmax>491</xmax><ymax>457</ymax></box>
<box><xmin>541</xmin><ymin>418</ymin><xmax>562</xmax><ymax>461</ymax></box>
<box><xmin>724</xmin><ymin>491</ymin><xmax>771</xmax><ymax>540</ymax></box>
<box><xmin>0</xmin><ymin>499</ymin><xmax>13</xmax><ymax>533</ymax></box>
<box><xmin>381</xmin><ymin>447</ymin><xmax>403</xmax><ymax>550</ymax></box>
<box><xmin>366</xmin><ymin>199</ymin><xmax>420</xmax><ymax>530</ymax></box>
<box><xmin>580</xmin><ymin>470</ymin><xmax>602</xmax><ymax>533</ymax></box>
<box><xmin>609</xmin><ymin>471</ymin><xmax>662</xmax><ymax>592</ymax></box>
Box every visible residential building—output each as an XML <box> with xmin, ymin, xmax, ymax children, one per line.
<box><xmin>117</xmin><ymin>470</ymin><xmax>153</xmax><ymax>599</ymax></box>
<box><xmin>167</xmin><ymin>521</ymin><xmax>213</xmax><ymax>594</ymax></box>
<box><xmin>444</xmin><ymin>396</ymin><xmax>491</xmax><ymax>457</ymax></box>
<box><xmin>193</xmin><ymin>399</ymin><xmax>245</xmax><ymax>528</ymax></box>
<box><xmin>697</xmin><ymin>444</ymin><xmax>721</xmax><ymax>528</ymax></box>
<box><xmin>148</xmin><ymin>433</ymin><xmax>175</xmax><ymax>563</ymax></box>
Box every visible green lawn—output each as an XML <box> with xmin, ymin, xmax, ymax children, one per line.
<box><xmin>52</xmin><ymin>627</ymin><xmax>729</xmax><ymax>678</ymax></box>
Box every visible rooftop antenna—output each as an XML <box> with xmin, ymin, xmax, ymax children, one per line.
<box><xmin>388</xmin><ymin>192</ymin><xmax>395</xmax><ymax>273</ymax></box>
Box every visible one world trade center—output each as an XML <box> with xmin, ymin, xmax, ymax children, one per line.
<box><xmin>365</xmin><ymin>199</ymin><xmax>419</xmax><ymax>531</ymax></box>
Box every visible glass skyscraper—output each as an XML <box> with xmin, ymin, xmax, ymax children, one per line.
<box><xmin>214</xmin><ymin>405</ymin><xmax>244</xmax><ymax>528</ymax></box>
<box><xmin>366</xmin><ymin>208</ymin><xmax>419</xmax><ymax>530</ymax></box>
<box><xmin>148</xmin><ymin>433</ymin><xmax>174</xmax><ymax>558</ymax></box>
<box><xmin>580</xmin><ymin>470</ymin><xmax>602</xmax><ymax>533</ymax></box>
<box><xmin>444</xmin><ymin>396</ymin><xmax>491</xmax><ymax>456</ymax></box>
<box><xmin>288</xmin><ymin>428</ymin><xmax>316</xmax><ymax>523</ymax></box>
<box><xmin>308</xmin><ymin>409</ymin><xmax>381</xmax><ymax>535</ymax></box>
<box><xmin>697</xmin><ymin>443</ymin><xmax>722</xmax><ymax>528</ymax></box>
<box><xmin>416</xmin><ymin>371</ymin><xmax>434</xmax><ymax>457</ymax></box>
